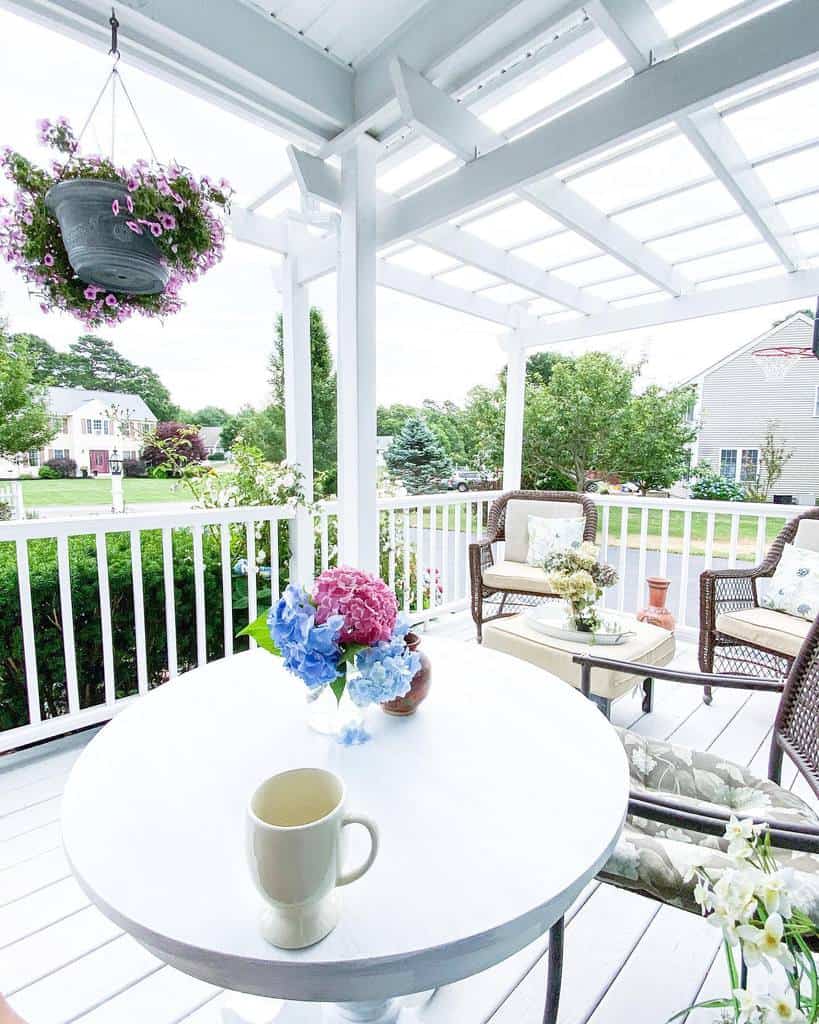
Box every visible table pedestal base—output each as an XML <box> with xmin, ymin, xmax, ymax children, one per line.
<box><xmin>268</xmin><ymin>992</ymin><xmax>433</xmax><ymax>1024</ymax></box>
<box><xmin>325</xmin><ymin>998</ymin><xmax>401</xmax><ymax>1022</ymax></box>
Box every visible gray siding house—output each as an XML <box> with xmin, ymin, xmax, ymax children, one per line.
<box><xmin>689</xmin><ymin>312</ymin><xmax>819</xmax><ymax>505</ymax></box>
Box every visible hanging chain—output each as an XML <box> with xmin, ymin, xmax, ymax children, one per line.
<box><xmin>109</xmin><ymin>8</ymin><xmax>120</xmax><ymax>62</ymax></box>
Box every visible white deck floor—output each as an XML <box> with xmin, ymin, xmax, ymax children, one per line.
<box><xmin>1</xmin><ymin>611</ymin><xmax>815</xmax><ymax>1024</ymax></box>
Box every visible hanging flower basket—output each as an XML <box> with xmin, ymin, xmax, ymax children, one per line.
<box><xmin>0</xmin><ymin>118</ymin><xmax>232</xmax><ymax>326</ymax></box>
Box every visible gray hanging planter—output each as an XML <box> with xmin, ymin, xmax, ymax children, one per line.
<box><xmin>45</xmin><ymin>179</ymin><xmax>169</xmax><ymax>295</ymax></box>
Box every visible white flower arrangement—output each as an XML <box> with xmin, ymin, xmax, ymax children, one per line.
<box><xmin>673</xmin><ymin>818</ymin><xmax>818</xmax><ymax>1023</ymax></box>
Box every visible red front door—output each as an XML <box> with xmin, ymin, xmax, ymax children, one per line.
<box><xmin>89</xmin><ymin>450</ymin><xmax>109</xmax><ymax>475</ymax></box>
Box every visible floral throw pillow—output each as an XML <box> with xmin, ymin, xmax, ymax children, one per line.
<box><xmin>525</xmin><ymin>515</ymin><xmax>585</xmax><ymax>567</ymax></box>
<box><xmin>759</xmin><ymin>543</ymin><xmax>819</xmax><ymax>621</ymax></box>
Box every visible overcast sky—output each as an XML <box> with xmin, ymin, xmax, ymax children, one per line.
<box><xmin>0</xmin><ymin>8</ymin><xmax>811</xmax><ymax>413</ymax></box>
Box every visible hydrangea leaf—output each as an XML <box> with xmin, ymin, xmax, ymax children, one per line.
<box><xmin>237</xmin><ymin>612</ymin><xmax>281</xmax><ymax>656</ymax></box>
<box><xmin>330</xmin><ymin>674</ymin><xmax>347</xmax><ymax>704</ymax></box>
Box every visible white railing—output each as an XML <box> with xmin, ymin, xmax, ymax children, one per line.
<box><xmin>595</xmin><ymin>494</ymin><xmax>805</xmax><ymax>635</ymax></box>
<box><xmin>0</xmin><ymin>479</ymin><xmax>24</xmax><ymax>520</ymax></box>
<box><xmin>313</xmin><ymin>490</ymin><xmax>503</xmax><ymax>621</ymax></box>
<box><xmin>0</xmin><ymin>504</ymin><xmax>295</xmax><ymax>752</ymax></box>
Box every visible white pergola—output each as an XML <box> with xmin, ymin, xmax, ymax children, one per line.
<box><xmin>8</xmin><ymin>0</ymin><xmax>819</xmax><ymax>573</ymax></box>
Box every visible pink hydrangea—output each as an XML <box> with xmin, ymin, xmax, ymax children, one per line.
<box><xmin>313</xmin><ymin>567</ymin><xmax>397</xmax><ymax>645</ymax></box>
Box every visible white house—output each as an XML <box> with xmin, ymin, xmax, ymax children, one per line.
<box><xmin>687</xmin><ymin>312</ymin><xmax>819</xmax><ymax>504</ymax></box>
<box><xmin>1</xmin><ymin>387</ymin><xmax>157</xmax><ymax>478</ymax></box>
<box><xmin>198</xmin><ymin>426</ymin><xmax>225</xmax><ymax>457</ymax></box>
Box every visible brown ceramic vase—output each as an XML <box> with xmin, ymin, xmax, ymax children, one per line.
<box><xmin>636</xmin><ymin>576</ymin><xmax>675</xmax><ymax>631</ymax></box>
<box><xmin>381</xmin><ymin>632</ymin><xmax>431</xmax><ymax>716</ymax></box>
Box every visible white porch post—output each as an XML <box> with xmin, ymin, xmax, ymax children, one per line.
<box><xmin>502</xmin><ymin>337</ymin><xmax>526</xmax><ymax>491</ymax></box>
<box><xmin>282</xmin><ymin>221</ymin><xmax>315</xmax><ymax>585</ymax></box>
<box><xmin>336</xmin><ymin>138</ymin><xmax>379</xmax><ymax>573</ymax></box>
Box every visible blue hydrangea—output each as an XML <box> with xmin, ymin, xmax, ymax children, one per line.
<box><xmin>337</xmin><ymin>722</ymin><xmax>372</xmax><ymax>746</ymax></box>
<box><xmin>347</xmin><ymin>625</ymin><xmax>421</xmax><ymax>706</ymax></box>
<box><xmin>267</xmin><ymin>584</ymin><xmax>343</xmax><ymax>690</ymax></box>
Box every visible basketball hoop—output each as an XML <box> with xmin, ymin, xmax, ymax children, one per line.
<box><xmin>752</xmin><ymin>345</ymin><xmax>814</xmax><ymax>381</ymax></box>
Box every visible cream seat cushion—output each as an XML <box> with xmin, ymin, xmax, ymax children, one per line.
<box><xmin>794</xmin><ymin>518</ymin><xmax>819</xmax><ymax>553</ymax></box>
<box><xmin>482</xmin><ymin>559</ymin><xmax>554</xmax><ymax>594</ymax></box>
<box><xmin>715</xmin><ymin>606</ymin><xmax>812</xmax><ymax>659</ymax></box>
<box><xmin>504</xmin><ymin>499</ymin><xmax>583</xmax><ymax>563</ymax></box>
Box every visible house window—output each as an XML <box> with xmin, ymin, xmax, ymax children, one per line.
<box><xmin>52</xmin><ymin>448</ymin><xmax>69</xmax><ymax>460</ymax></box>
<box><xmin>720</xmin><ymin>449</ymin><xmax>737</xmax><ymax>480</ymax></box>
<box><xmin>28</xmin><ymin>450</ymin><xmax>40</xmax><ymax>467</ymax></box>
<box><xmin>93</xmin><ymin>419</ymin><xmax>102</xmax><ymax>434</ymax></box>
<box><xmin>740</xmin><ymin>449</ymin><xmax>759</xmax><ymax>484</ymax></box>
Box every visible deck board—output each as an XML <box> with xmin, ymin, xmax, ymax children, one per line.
<box><xmin>0</xmin><ymin>611</ymin><xmax>814</xmax><ymax>1024</ymax></box>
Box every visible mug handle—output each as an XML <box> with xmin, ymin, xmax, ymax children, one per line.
<box><xmin>337</xmin><ymin>814</ymin><xmax>379</xmax><ymax>887</ymax></box>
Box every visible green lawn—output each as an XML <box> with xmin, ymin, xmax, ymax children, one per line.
<box><xmin>22</xmin><ymin>477</ymin><xmax>189</xmax><ymax>507</ymax></box>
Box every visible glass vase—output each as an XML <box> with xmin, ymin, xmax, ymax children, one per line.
<box><xmin>305</xmin><ymin>686</ymin><xmax>369</xmax><ymax>743</ymax></box>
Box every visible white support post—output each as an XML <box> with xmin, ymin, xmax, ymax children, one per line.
<box><xmin>337</xmin><ymin>139</ymin><xmax>379</xmax><ymax>574</ymax></box>
<box><xmin>502</xmin><ymin>338</ymin><xmax>526</xmax><ymax>492</ymax></box>
<box><xmin>281</xmin><ymin>221</ymin><xmax>315</xmax><ymax>585</ymax></box>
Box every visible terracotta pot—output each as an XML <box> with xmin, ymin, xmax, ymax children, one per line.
<box><xmin>46</xmin><ymin>179</ymin><xmax>169</xmax><ymax>295</ymax></box>
<box><xmin>381</xmin><ymin>632</ymin><xmax>431</xmax><ymax>716</ymax></box>
<box><xmin>637</xmin><ymin>576</ymin><xmax>675</xmax><ymax>631</ymax></box>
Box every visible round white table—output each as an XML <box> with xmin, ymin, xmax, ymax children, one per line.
<box><xmin>62</xmin><ymin>638</ymin><xmax>628</xmax><ymax>1023</ymax></box>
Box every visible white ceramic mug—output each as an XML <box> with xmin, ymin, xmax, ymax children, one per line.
<box><xmin>246</xmin><ymin>767</ymin><xmax>379</xmax><ymax>949</ymax></box>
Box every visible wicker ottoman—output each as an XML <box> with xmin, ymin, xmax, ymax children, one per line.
<box><xmin>483</xmin><ymin>613</ymin><xmax>676</xmax><ymax>719</ymax></box>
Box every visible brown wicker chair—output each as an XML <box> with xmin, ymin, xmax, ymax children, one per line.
<box><xmin>535</xmin><ymin>621</ymin><xmax>819</xmax><ymax>1023</ymax></box>
<box><xmin>699</xmin><ymin>508</ymin><xmax>819</xmax><ymax>701</ymax></box>
<box><xmin>468</xmin><ymin>490</ymin><xmax>597</xmax><ymax>642</ymax></box>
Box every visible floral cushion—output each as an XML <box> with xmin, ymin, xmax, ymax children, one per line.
<box><xmin>759</xmin><ymin>543</ymin><xmax>819</xmax><ymax>621</ymax></box>
<box><xmin>601</xmin><ymin>728</ymin><xmax>819</xmax><ymax>923</ymax></box>
<box><xmin>525</xmin><ymin>515</ymin><xmax>584</xmax><ymax>566</ymax></box>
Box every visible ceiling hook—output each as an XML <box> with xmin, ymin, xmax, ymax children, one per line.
<box><xmin>109</xmin><ymin>7</ymin><xmax>121</xmax><ymax>63</ymax></box>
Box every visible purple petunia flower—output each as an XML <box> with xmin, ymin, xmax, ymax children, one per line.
<box><xmin>105</xmin><ymin>294</ymin><xmax>118</xmax><ymax>308</ymax></box>
<box><xmin>125</xmin><ymin>220</ymin><xmax>142</xmax><ymax>235</ymax></box>
<box><xmin>21</xmin><ymin>210</ymin><xmax>33</xmax><ymax>225</ymax></box>
<box><xmin>126</xmin><ymin>176</ymin><xmax>140</xmax><ymax>192</ymax></box>
<box><xmin>148</xmin><ymin>222</ymin><xmax>162</xmax><ymax>237</ymax></box>
<box><xmin>111</xmin><ymin>199</ymin><xmax>120</xmax><ymax>216</ymax></box>
<box><xmin>43</xmin><ymin>253</ymin><xmax>54</xmax><ymax>267</ymax></box>
<box><xmin>83</xmin><ymin>285</ymin><xmax>99</xmax><ymax>301</ymax></box>
<box><xmin>158</xmin><ymin>212</ymin><xmax>176</xmax><ymax>231</ymax></box>
<box><xmin>125</xmin><ymin>195</ymin><xmax>133</xmax><ymax>214</ymax></box>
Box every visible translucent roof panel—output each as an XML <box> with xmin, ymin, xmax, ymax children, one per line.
<box><xmin>540</xmin><ymin>310</ymin><xmax>585</xmax><ymax>324</ymax></box>
<box><xmin>697</xmin><ymin>265</ymin><xmax>784</xmax><ymax>291</ymax></box>
<box><xmin>798</xmin><ymin>227</ymin><xmax>819</xmax><ymax>255</ymax></box>
<box><xmin>377</xmin><ymin>143</ymin><xmax>456</xmax><ymax>195</ymax></box>
<box><xmin>480</xmin><ymin>283</ymin><xmax>539</xmax><ymax>303</ymax></box>
<box><xmin>255</xmin><ymin>182</ymin><xmax>302</xmax><ymax>218</ymax></box>
<box><xmin>755</xmin><ymin>148</ymin><xmax>819</xmax><ymax>201</ymax></box>
<box><xmin>462</xmin><ymin>201</ymin><xmax>561</xmax><ymax>248</ymax></box>
<box><xmin>567</xmin><ymin>135</ymin><xmax>713</xmax><ymax>213</ymax></box>
<box><xmin>551</xmin><ymin>254</ymin><xmax>633</xmax><ymax>287</ymax></box>
<box><xmin>612</xmin><ymin>180</ymin><xmax>741</xmax><ymax>239</ymax></box>
<box><xmin>648</xmin><ymin>215</ymin><xmax>762</xmax><ymax>263</ymax></box>
<box><xmin>479</xmin><ymin>41</ymin><xmax>625</xmax><ymax>135</ymax></box>
<box><xmin>386</xmin><ymin>245</ymin><xmax>460</xmax><ymax>276</ymax></box>
<box><xmin>436</xmin><ymin>266</ymin><xmax>503</xmax><ymax>291</ymax></box>
<box><xmin>584</xmin><ymin>274</ymin><xmax>656</xmax><ymax>302</ymax></box>
<box><xmin>778</xmin><ymin>192</ymin><xmax>819</xmax><ymax>231</ymax></box>
<box><xmin>611</xmin><ymin>290</ymin><xmax>665</xmax><ymax>309</ymax></box>
<box><xmin>682</xmin><ymin>242</ymin><xmax>777</xmax><ymax>282</ymax></box>
<box><xmin>526</xmin><ymin>298</ymin><xmax>568</xmax><ymax>317</ymax></box>
<box><xmin>722</xmin><ymin>79</ymin><xmax>819</xmax><ymax>161</ymax></box>
<box><xmin>513</xmin><ymin>232</ymin><xmax>602</xmax><ymax>269</ymax></box>
<box><xmin>655</xmin><ymin>0</ymin><xmax>750</xmax><ymax>38</ymax></box>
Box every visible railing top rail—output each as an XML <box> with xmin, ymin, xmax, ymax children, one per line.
<box><xmin>0</xmin><ymin>502</ymin><xmax>296</xmax><ymax>542</ymax></box>
<box><xmin>593</xmin><ymin>494</ymin><xmax>815</xmax><ymax>516</ymax></box>
<box><xmin>375</xmin><ymin>490</ymin><xmax>503</xmax><ymax>510</ymax></box>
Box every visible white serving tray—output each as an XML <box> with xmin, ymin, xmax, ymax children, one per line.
<box><xmin>524</xmin><ymin>605</ymin><xmax>636</xmax><ymax>645</ymax></box>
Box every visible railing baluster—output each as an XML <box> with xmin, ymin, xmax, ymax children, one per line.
<box><xmin>704</xmin><ymin>511</ymin><xmax>715</xmax><ymax>570</ymax></box>
<box><xmin>402</xmin><ymin>510</ymin><xmax>411</xmax><ymax>613</ymax></box>
<box><xmin>269</xmin><ymin>519</ymin><xmax>280</xmax><ymax>603</ymax></box>
<box><xmin>677</xmin><ymin>510</ymin><xmax>692</xmax><ymax>627</ymax></box>
<box><xmin>441</xmin><ymin>503</ymin><xmax>449</xmax><ymax>607</ymax></box>
<box><xmin>192</xmin><ymin>523</ymin><xmax>207</xmax><ymax>667</ymax></box>
<box><xmin>755</xmin><ymin>515</ymin><xmax>767</xmax><ymax>564</ymax></box>
<box><xmin>246</xmin><ymin>521</ymin><xmax>257</xmax><ymax>648</ymax></box>
<box><xmin>454</xmin><ymin>502</ymin><xmax>462</xmax><ymax>602</ymax></box>
<box><xmin>659</xmin><ymin>508</ymin><xmax>670</xmax><ymax>579</ymax></box>
<box><xmin>388</xmin><ymin>510</ymin><xmax>396</xmax><ymax>594</ymax></box>
<box><xmin>464</xmin><ymin>500</ymin><xmax>473</xmax><ymax>597</ymax></box>
<box><xmin>728</xmin><ymin>513</ymin><xmax>740</xmax><ymax>568</ymax></box>
<box><xmin>129</xmin><ymin>529</ymin><xmax>148</xmax><ymax>695</ymax></box>
<box><xmin>96</xmin><ymin>531</ymin><xmax>116</xmax><ymax>701</ymax></box>
<box><xmin>616</xmin><ymin>505</ymin><xmax>629</xmax><ymax>612</ymax></box>
<box><xmin>161</xmin><ymin>528</ymin><xmax>178</xmax><ymax>678</ymax></box>
<box><xmin>57</xmin><ymin>534</ymin><xmax>80</xmax><ymax>714</ymax></box>
<box><xmin>320</xmin><ymin>513</ymin><xmax>329</xmax><ymax>571</ymax></box>
<box><xmin>15</xmin><ymin>537</ymin><xmax>41</xmax><ymax>726</ymax></box>
<box><xmin>636</xmin><ymin>507</ymin><xmax>649</xmax><ymax>610</ymax></box>
<box><xmin>220</xmin><ymin>523</ymin><xmax>233</xmax><ymax>658</ymax></box>
<box><xmin>416</xmin><ymin>503</ymin><xmax>424</xmax><ymax>615</ymax></box>
<box><xmin>600</xmin><ymin>504</ymin><xmax>610</xmax><ymax>565</ymax></box>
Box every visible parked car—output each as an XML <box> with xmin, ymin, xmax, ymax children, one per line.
<box><xmin>583</xmin><ymin>477</ymin><xmax>640</xmax><ymax>494</ymax></box>
<box><xmin>447</xmin><ymin>470</ymin><xmax>497</xmax><ymax>492</ymax></box>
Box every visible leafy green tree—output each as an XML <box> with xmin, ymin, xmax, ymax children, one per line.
<box><xmin>385</xmin><ymin>417</ymin><xmax>452</xmax><ymax>494</ymax></box>
<box><xmin>421</xmin><ymin>399</ymin><xmax>468</xmax><ymax>465</ymax></box>
<box><xmin>219</xmin><ymin>405</ymin><xmax>285</xmax><ymax>459</ymax></box>
<box><xmin>614</xmin><ymin>385</ymin><xmax>698</xmax><ymax>494</ymax></box>
<box><xmin>269</xmin><ymin>307</ymin><xmax>337</xmax><ymax>494</ymax></box>
<box><xmin>522</xmin><ymin>352</ymin><xmax>635</xmax><ymax>490</ymax></box>
<box><xmin>182</xmin><ymin>405</ymin><xmax>230</xmax><ymax>427</ymax></box>
<box><xmin>377</xmin><ymin>403</ymin><xmax>416</xmax><ymax>438</ymax></box>
<box><xmin>0</xmin><ymin>329</ymin><xmax>54</xmax><ymax>458</ymax></box>
<box><xmin>460</xmin><ymin>385</ymin><xmax>505</xmax><ymax>473</ymax></box>
<box><xmin>14</xmin><ymin>333</ymin><xmax>63</xmax><ymax>384</ymax></box>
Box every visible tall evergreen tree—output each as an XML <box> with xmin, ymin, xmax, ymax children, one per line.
<box><xmin>385</xmin><ymin>417</ymin><xmax>452</xmax><ymax>494</ymax></box>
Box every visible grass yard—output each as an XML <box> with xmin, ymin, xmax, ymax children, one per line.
<box><xmin>21</xmin><ymin>477</ymin><xmax>190</xmax><ymax>507</ymax></box>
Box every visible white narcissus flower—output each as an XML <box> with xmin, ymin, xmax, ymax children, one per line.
<box><xmin>732</xmin><ymin>987</ymin><xmax>759</xmax><ymax>1023</ymax></box>
<box><xmin>759</xmin><ymin>985</ymin><xmax>807</xmax><ymax>1023</ymax></box>
<box><xmin>755</xmin><ymin>869</ymin><xmax>794</xmax><ymax>918</ymax></box>
<box><xmin>737</xmin><ymin>913</ymin><xmax>796</xmax><ymax>971</ymax></box>
<box><xmin>726</xmin><ymin>816</ymin><xmax>756</xmax><ymax>859</ymax></box>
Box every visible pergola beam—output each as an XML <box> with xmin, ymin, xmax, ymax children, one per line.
<box><xmin>390</xmin><ymin>57</ymin><xmax>690</xmax><ymax>296</ymax></box>
<box><xmin>514</xmin><ymin>269</ymin><xmax>819</xmax><ymax>348</ymax></box>
<box><xmin>377</xmin><ymin>0</ymin><xmax>819</xmax><ymax>244</ymax></box>
<box><xmin>584</xmin><ymin>0</ymin><xmax>674</xmax><ymax>72</ymax></box>
<box><xmin>2</xmin><ymin>0</ymin><xmax>353</xmax><ymax>144</ymax></box>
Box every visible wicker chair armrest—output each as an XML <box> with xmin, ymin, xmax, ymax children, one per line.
<box><xmin>468</xmin><ymin>537</ymin><xmax>495</xmax><ymax>576</ymax></box>
<box><xmin>572</xmin><ymin>653</ymin><xmax>784</xmax><ymax>693</ymax></box>
<box><xmin>628</xmin><ymin>793</ymin><xmax>819</xmax><ymax>853</ymax></box>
